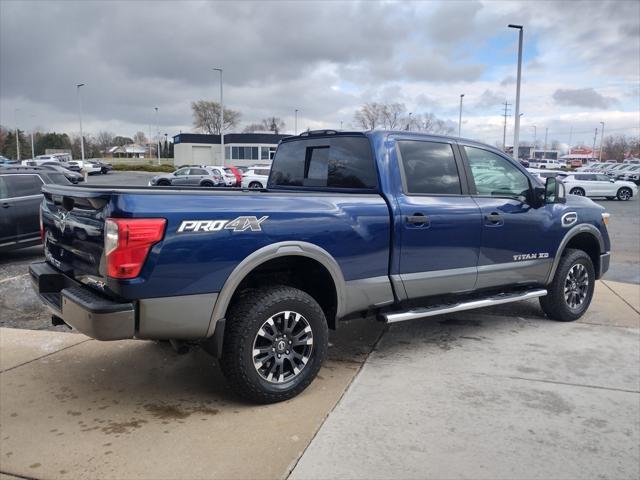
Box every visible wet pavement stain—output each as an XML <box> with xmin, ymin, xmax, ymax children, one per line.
<box><xmin>439</xmin><ymin>318</ymin><xmax>483</xmax><ymax>327</ymax></box>
<box><xmin>30</xmin><ymin>462</ymin><xmax>41</xmax><ymax>469</ymax></box>
<box><xmin>143</xmin><ymin>403</ymin><xmax>220</xmax><ymax>420</ymax></box>
<box><xmin>101</xmin><ymin>419</ymin><xmax>148</xmax><ymax>435</ymax></box>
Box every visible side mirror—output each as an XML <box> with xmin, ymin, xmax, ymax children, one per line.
<box><xmin>545</xmin><ymin>177</ymin><xmax>566</xmax><ymax>204</ymax></box>
<box><xmin>610</xmin><ymin>178</ymin><xmax>615</xmax><ymax>183</ymax></box>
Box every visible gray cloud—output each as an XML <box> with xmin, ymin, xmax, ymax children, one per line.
<box><xmin>0</xmin><ymin>0</ymin><xmax>637</xmax><ymax>142</ymax></box>
<box><xmin>552</xmin><ymin>88</ymin><xmax>618</xmax><ymax>109</ymax></box>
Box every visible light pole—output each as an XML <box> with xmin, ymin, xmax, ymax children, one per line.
<box><xmin>406</xmin><ymin>112</ymin><xmax>412</xmax><ymax>131</ymax></box>
<box><xmin>340</xmin><ymin>120</ymin><xmax>343</xmax><ymax>130</ymax></box>
<box><xmin>213</xmin><ymin>68</ymin><xmax>224</xmax><ymax>164</ymax></box>
<box><xmin>154</xmin><ymin>107</ymin><xmax>160</xmax><ymax>164</ymax></box>
<box><xmin>544</xmin><ymin>127</ymin><xmax>549</xmax><ymax>159</ymax></box>
<box><xmin>164</xmin><ymin>133</ymin><xmax>168</xmax><ymax>159</ymax></box>
<box><xmin>14</xmin><ymin>108</ymin><xmax>20</xmax><ymax>161</ymax></box>
<box><xmin>458</xmin><ymin>94</ymin><xmax>464</xmax><ymax>137</ymax></box>
<box><xmin>509</xmin><ymin>24</ymin><xmax>523</xmax><ymax>158</ymax></box>
<box><xmin>76</xmin><ymin>84</ymin><xmax>86</xmax><ymax>163</ymax></box>
<box><xmin>531</xmin><ymin>125</ymin><xmax>536</xmax><ymax>158</ymax></box>
<box><xmin>30</xmin><ymin>113</ymin><xmax>35</xmax><ymax>160</ymax></box>
<box><xmin>599</xmin><ymin>121</ymin><xmax>605</xmax><ymax>161</ymax></box>
<box><xmin>295</xmin><ymin>109</ymin><xmax>298</xmax><ymax>135</ymax></box>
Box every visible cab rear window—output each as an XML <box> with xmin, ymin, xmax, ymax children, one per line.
<box><xmin>270</xmin><ymin>136</ymin><xmax>377</xmax><ymax>190</ymax></box>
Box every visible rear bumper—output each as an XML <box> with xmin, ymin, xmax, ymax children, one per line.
<box><xmin>29</xmin><ymin>261</ymin><xmax>135</xmax><ymax>340</ymax></box>
<box><xmin>598</xmin><ymin>252</ymin><xmax>610</xmax><ymax>279</ymax></box>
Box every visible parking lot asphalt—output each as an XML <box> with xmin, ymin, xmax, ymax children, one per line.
<box><xmin>1</xmin><ymin>170</ymin><xmax>639</xmax><ymax>479</ymax></box>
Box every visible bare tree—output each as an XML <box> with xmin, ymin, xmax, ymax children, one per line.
<box><xmin>602</xmin><ymin>135</ymin><xmax>639</xmax><ymax>160</ymax></box>
<box><xmin>191</xmin><ymin>100</ymin><xmax>241</xmax><ymax>134</ymax></box>
<box><xmin>133</xmin><ymin>131</ymin><xmax>148</xmax><ymax>145</ymax></box>
<box><xmin>408</xmin><ymin>113</ymin><xmax>455</xmax><ymax>135</ymax></box>
<box><xmin>353</xmin><ymin>102</ymin><xmax>385</xmax><ymax>130</ymax></box>
<box><xmin>261</xmin><ymin>117</ymin><xmax>286</xmax><ymax>135</ymax></box>
<box><xmin>380</xmin><ymin>103</ymin><xmax>406</xmax><ymax>129</ymax></box>
<box><xmin>96</xmin><ymin>130</ymin><xmax>114</xmax><ymax>151</ymax></box>
<box><xmin>243</xmin><ymin>123</ymin><xmax>267</xmax><ymax>133</ymax></box>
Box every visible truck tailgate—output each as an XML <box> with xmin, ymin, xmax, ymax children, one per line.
<box><xmin>41</xmin><ymin>188</ymin><xmax>110</xmax><ymax>281</ymax></box>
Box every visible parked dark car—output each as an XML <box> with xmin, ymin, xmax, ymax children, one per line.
<box><xmin>0</xmin><ymin>167</ymin><xmax>71</xmax><ymax>251</ymax></box>
<box><xmin>519</xmin><ymin>159</ymin><xmax>530</xmax><ymax>168</ymax></box>
<box><xmin>38</xmin><ymin>163</ymin><xmax>84</xmax><ymax>183</ymax></box>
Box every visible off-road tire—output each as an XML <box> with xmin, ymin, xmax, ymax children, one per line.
<box><xmin>539</xmin><ymin>248</ymin><xmax>595</xmax><ymax>322</ymax></box>
<box><xmin>220</xmin><ymin>285</ymin><xmax>328</xmax><ymax>404</ymax></box>
<box><xmin>569</xmin><ymin>187</ymin><xmax>585</xmax><ymax>196</ymax></box>
<box><xmin>617</xmin><ymin>187</ymin><xmax>632</xmax><ymax>201</ymax></box>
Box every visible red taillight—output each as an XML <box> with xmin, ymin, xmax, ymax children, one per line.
<box><xmin>105</xmin><ymin>218</ymin><xmax>166</xmax><ymax>279</ymax></box>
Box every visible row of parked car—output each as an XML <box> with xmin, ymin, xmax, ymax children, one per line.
<box><xmin>574</xmin><ymin>160</ymin><xmax>640</xmax><ymax>184</ymax></box>
<box><xmin>148</xmin><ymin>164</ymin><xmax>271</xmax><ymax>189</ymax></box>
<box><xmin>1</xmin><ymin>153</ymin><xmax>113</xmax><ymax>184</ymax></box>
<box><xmin>527</xmin><ymin>167</ymin><xmax>638</xmax><ymax>201</ymax></box>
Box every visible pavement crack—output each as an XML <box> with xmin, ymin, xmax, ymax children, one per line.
<box><xmin>0</xmin><ymin>273</ymin><xmax>29</xmax><ymax>285</ymax></box>
<box><xmin>601</xmin><ymin>281</ymin><xmax>640</xmax><ymax>315</ymax></box>
<box><xmin>0</xmin><ymin>338</ymin><xmax>92</xmax><ymax>373</ymax></box>
<box><xmin>480</xmin><ymin>373</ymin><xmax>640</xmax><ymax>394</ymax></box>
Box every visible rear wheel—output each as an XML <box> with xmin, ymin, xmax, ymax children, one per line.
<box><xmin>569</xmin><ymin>187</ymin><xmax>585</xmax><ymax>196</ymax></box>
<box><xmin>157</xmin><ymin>179</ymin><xmax>170</xmax><ymax>186</ymax></box>
<box><xmin>200</xmin><ymin>181</ymin><xmax>214</xmax><ymax>187</ymax></box>
<box><xmin>220</xmin><ymin>285</ymin><xmax>328</xmax><ymax>403</ymax></box>
<box><xmin>539</xmin><ymin>248</ymin><xmax>595</xmax><ymax>322</ymax></box>
<box><xmin>249</xmin><ymin>181</ymin><xmax>263</xmax><ymax>189</ymax></box>
<box><xmin>617</xmin><ymin>187</ymin><xmax>632</xmax><ymax>201</ymax></box>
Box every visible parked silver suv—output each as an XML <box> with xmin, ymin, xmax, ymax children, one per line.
<box><xmin>149</xmin><ymin>166</ymin><xmax>223</xmax><ymax>187</ymax></box>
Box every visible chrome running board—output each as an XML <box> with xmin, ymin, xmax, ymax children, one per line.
<box><xmin>382</xmin><ymin>288</ymin><xmax>548</xmax><ymax>324</ymax></box>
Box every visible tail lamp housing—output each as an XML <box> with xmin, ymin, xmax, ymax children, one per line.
<box><xmin>105</xmin><ymin>218</ymin><xmax>166</xmax><ymax>279</ymax></box>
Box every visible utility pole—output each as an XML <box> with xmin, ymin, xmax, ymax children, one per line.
<box><xmin>509</xmin><ymin>24</ymin><xmax>524</xmax><ymax>158</ymax></box>
<box><xmin>458</xmin><ymin>94</ymin><xmax>464</xmax><ymax>137</ymax></box>
<box><xmin>531</xmin><ymin>125</ymin><xmax>536</xmax><ymax>158</ymax></box>
<box><xmin>599</xmin><ymin>121</ymin><xmax>605</xmax><ymax>161</ymax></box>
<box><xmin>544</xmin><ymin>127</ymin><xmax>548</xmax><ymax>159</ymax></box>
<box><xmin>154</xmin><ymin>107</ymin><xmax>160</xmax><ymax>164</ymax></box>
<box><xmin>14</xmin><ymin>108</ymin><xmax>20</xmax><ymax>161</ymax></box>
<box><xmin>567</xmin><ymin>126</ymin><xmax>573</xmax><ymax>156</ymax></box>
<box><xmin>502</xmin><ymin>101</ymin><xmax>511</xmax><ymax>151</ymax></box>
<box><xmin>76</xmin><ymin>84</ymin><xmax>85</xmax><ymax>163</ymax></box>
<box><xmin>213</xmin><ymin>68</ymin><xmax>224</xmax><ymax>164</ymax></box>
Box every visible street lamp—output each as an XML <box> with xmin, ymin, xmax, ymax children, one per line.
<box><xmin>295</xmin><ymin>109</ymin><xmax>298</xmax><ymax>135</ymax></box>
<box><xmin>213</xmin><ymin>67</ymin><xmax>224</xmax><ymax>164</ymax></box>
<box><xmin>531</xmin><ymin>125</ymin><xmax>537</xmax><ymax>157</ymax></box>
<box><xmin>509</xmin><ymin>24</ymin><xmax>523</xmax><ymax>158</ymax></box>
<box><xmin>30</xmin><ymin>113</ymin><xmax>35</xmax><ymax>160</ymax></box>
<box><xmin>154</xmin><ymin>107</ymin><xmax>160</xmax><ymax>164</ymax></box>
<box><xmin>458</xmin><ymin>94</ymin><xmax>464</xmax><ymax>137</ymax></box>
<box><xmin>599</xmin><ymin>121</ymin><xmax>605</xmax><ymax>161</ymax></box>
<box><xmin>76</xmin><ymin>84</ymin><xmax>85</xmax><ymax>163</ymax></box>
<box><xmin>14</xmin><ymin>108</ymin><xmax>20</xmax><ymax>161</ymax></box>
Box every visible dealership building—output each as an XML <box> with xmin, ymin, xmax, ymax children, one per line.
<box><xmin>172</xmin><ymin>133</ymin><xmax>288</xmax><ymax>167</ymax></box>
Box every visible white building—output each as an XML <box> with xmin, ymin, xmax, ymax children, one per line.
<box><xmin>172</xmin><ymin>133</ymin><xmax>287</xmax><ymax>167</ymax></box>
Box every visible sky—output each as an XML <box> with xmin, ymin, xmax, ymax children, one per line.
<box><xmin>1</xmin><ymin>0</ymin><xmax>639</xmax><ymax>148</ymax></box>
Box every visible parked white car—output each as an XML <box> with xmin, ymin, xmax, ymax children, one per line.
<box><xmin>529</xmin><ymin>158</ymin><xmax>566</xmax><ymax>169</ymax></box>
<box><xmin>66</xmin><ymin>160</ymin><xmax>101</xmax><ymax>174</ymax></box>
<box><xmin>527</xmin><ymin>168</ymin><xmax>568</xmax><ymax>182</ymax></box>
<box><xmin>562</xmin><ymin>173</ymin><xmax>638</xmax><ymax>201</ymax></box>
<box><xmin>241</xmin><ymin>166</ymin><xmax>270</xmax><ymax>189</ymax></box>
<box><xmin>618</xmin><ymin>165</ymin><xmax>640</xmax><ymax>184</ymax></box>
<box><xmin>207</xmin><ymin>166</ymin><xmax>237</xmax><ymax>186</ymax></box>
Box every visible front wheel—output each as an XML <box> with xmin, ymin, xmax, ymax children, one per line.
<box><xmin>220</xmin><ymin>285</ymin><xmax>328</xmax><ymax>403</ymax></box>
<box><xmin>569</xmin><ymin>187</ymin><xmax>585</xmax><ymax>196</ymax></box>
<box><xmin>248</xmin><ymin>181</ymin><xmax>263</xmax><ymax>189</ymax></box>
<box><xmin>539</xmin><ymin>248</ymin><xmax>595</xmax><ymax>322</ymax></box>
<box><xmin>617</xmin><ymin>187</ymin><xmax>632</xmax><ymax>201</ymax></box>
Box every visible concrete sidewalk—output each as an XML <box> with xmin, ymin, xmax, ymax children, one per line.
<box><xmin>291</xmin><ymin>281</ymin><xmax>640</xmax><ymax>480</ymax></box>
<box><xmin>1</xmin><ymin>280</ymin><xmax>638</xmax><ymax>479</ymax></box>
<box><xmin>0</xmin><ymin>319</ymin><xmax>382</xmax><ymax>479</ymax></box>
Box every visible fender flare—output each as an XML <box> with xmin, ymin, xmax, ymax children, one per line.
<box><xmin>205</xmin><ymin>241</ymin><xmax>346</xmax><ymax>337</ymax></box>
<box><xmin>545</xmin><ymin>223</ymin><xmax>604</xmax><ymax>284</ymax></box>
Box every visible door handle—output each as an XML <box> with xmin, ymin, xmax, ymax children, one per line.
<box><xmin>485</xmin><ymin>212</ymin><xmax>503</xmax><ymax>224</ymax></box>
<box><xmin>406</xmin><ymin>214</ymin><xmax>429</xmax><ymax>225</ymax></box>
<box><xmin>1</xmin><ymin>202</ymin><xmax>10</xmax><ymax>208</ymax></box>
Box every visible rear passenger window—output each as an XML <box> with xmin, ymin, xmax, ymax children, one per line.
<box><xmin>6</xmin><ymin>175</ymin><xmax>44</xmax><ymax>198</ymax></box>
<box><xmin>270</xmin><ymin>136</ymin><xmax>377</xmax><ymax>189</ymax></box>
<box><xmin>397</xmin><ymin>141</ymin><xmax>461</xmax><ymax>195</ymax></box>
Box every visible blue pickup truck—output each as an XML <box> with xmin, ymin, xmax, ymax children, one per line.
<box><xmin>30</xmin><ymin>130</ymin><xmax>611</xmax><ymax>403</ymax></box>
